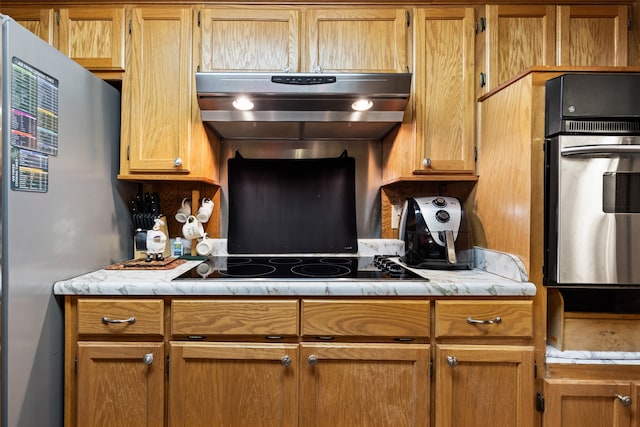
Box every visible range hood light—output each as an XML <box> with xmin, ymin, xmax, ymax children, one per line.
<box><xmin>232</xmin><ymin>97</ymin><xmax>254</xmax><ymax>111</ymax></box>
<box><xmin>351</xmin><ymin>99</ymin><xmax>373</xmax><ymax>111</ymax></box>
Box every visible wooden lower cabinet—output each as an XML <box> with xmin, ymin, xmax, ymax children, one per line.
<box><xmin>76</xmin><ymin>342</ymin><xmax>165</xmax><ymax>427</ymax></box>
<box><xmin>169</xmin><ymin>342</ymin><xmax>299</xmax><ymax>427</ymax></box>
<box><xmin>433</xmin><ymin>300</ymin><xmax>535</xmax><ymax>427</ymax></box>
<box><xmin>66</xmin><ymin>296</ymin><xmax>535</xmax><ymax>427</ymax></box>
<box><xmin>167</xmin><ymin>341</ymin><xmax>430</xmax><ymax>427</ymax></box>
<box><xmin>542</xmin><ymin>379</ymin><xmax>639</xmax><ymax>427</ymax></box>
<box><xmin>435</xmin><ymin>345</ymin><xmax>535</xmax><ymax>427</ymax></box>
<box><xmin>299</xmin><ymin>343</ymin><xmax>430</xmax><ymax>427</ymax></box>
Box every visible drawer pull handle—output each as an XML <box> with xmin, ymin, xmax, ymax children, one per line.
<box><xmin>467</xmin><ymin>316</ymin><xmax>502</xmax><ymax>325</ymax></box>
<box><xmin>101</xmin><ymin>316</ymin><xmax>136</xmax><ymax>325</ymax></box>
<box><xmin>616</xmin><ymin>394</ymin><xmax>632</xmax><ymax>407</ymax></box>
<box><xmin>308</xmin><ymin>354</ymin><xmax>319</xmax><ymax>367</ymax></box>
<box><xmin>447</xmin><ymin>356</ymin><xmax>458</xmax><ymax>367</ymax></box>
<box><xmin>142</xmin><ymin>353</ymin><xmax>154</xmax><ymax>365</ymax></box>
<box><xmin>281</xmin><ymin>355</ymin><xmax>292</xmax><ymax>367</ymax></box>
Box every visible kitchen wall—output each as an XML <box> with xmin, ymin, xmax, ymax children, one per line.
<box><xmin>217</xmin><ymin>139</ymin><xmax>384</xmax><ymax>239</ymax></box>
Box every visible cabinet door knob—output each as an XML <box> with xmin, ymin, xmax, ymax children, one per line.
<box><xmin>616</xmin><ymin>394</ymin><xmax>632</xmax><ymax>407</ymax></box>
<box><xmin>142</xmin><ymin>353</ymin><xmax>154</xmax><ymax>365</ymax></box>
<box><xmin>423</xmin><ymin>158</ymin><xmax>432</xmax><ymax>168</ymax></box>
<box><xmin>280</xmin><ymin>355</ymin><xmax>292</xmax><ymax>367</ymax></box>
<box><xmin>307</xmin><ymin>354</ymin><xmax>319</xmax><ymax>366</ymax></box>
<box><xmin>174</xmin><ymin>157</ymin><xmax>183</xmax><ymax>167</ymax></box>
<box><xmin>447</xmin><ymin>356</ymin><xmax>458</xmax><ymax>367</ymax></box>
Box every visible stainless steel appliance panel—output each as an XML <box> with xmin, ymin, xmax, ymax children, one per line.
<box><xmin>546</xmin><ymin>134</ymin><xmax>640</xmax><ymax>285</ymax></box>
<box><xmin>1</xmin><ymin>15</ymin><xmax>134</xmax><ymax>426</ymax></box>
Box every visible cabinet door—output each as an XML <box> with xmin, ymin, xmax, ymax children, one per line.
<box><xmin>1</xmin><ymin>7</ymin><xmax>55</xmax><ymax>44</ymax></box>
<box><xmin>200</xmin><ymin>8</ymin><xmax>300</xmax><ymax>72</ymax></box>
<box><xmin>58</xmin><ymin>7</ymin><xmax>125</xmax><ymax>78</ymax></box>
<box><xmin>435</xmin><ymin>344</ymin><xmax>534</xmax><ymax>427</ymax></box>
<box><xmin>557</xmin><ymin>5</ymin><xmax>628</xmax><ymax>66</ymax></box>
<box><xmin>543</xmin><ymin>379</ymin><xmax>632</xmax><ymax>427</ymax></box>
<box><xmin>122</xmin><ymin>7</ymin><xmax>193</xmax><ymax>174</ymax></box>
<box><xmin>300</xmin><ymin>343</ymin><xmax>430</xmax><ymax>427</ymax></box>
<box><xmin>169</xmin><ymin>342</ymin><xmax>298</xmax><ymax>427</ymax></box>
<box><xmin>632</xmin><ymin>382</ymin><xmax>640</xmax><ymax>427</ymax></box>
<box><xmin>305</xmin><ymin>8</ymin><xmax>407</xmax><ymax>73</ymax></box>
<box><xmin>484</xmin><ymin>5</ymin><xmax>555</xmax><ymax>92</ymax></box>
<box><xmin>414</xmin><ymin>7</ymin><xmax>476</xmax><ymax>174</ymax></box>
<box><xmin>77</xmin><ymin>342</ymin><xmax>164</xmax><ymax>427</ymax></box>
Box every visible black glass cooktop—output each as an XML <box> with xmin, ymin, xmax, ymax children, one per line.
<box><xmin>173</xmin><ymin>255</ymin><xmax>425</xmax><ymax>281</ymax></box>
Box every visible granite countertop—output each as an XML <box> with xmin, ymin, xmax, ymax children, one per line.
<box><xmin>53</xmin><ymin>240</ymin><xmax>536</xmax><ymax>297</ymax></box>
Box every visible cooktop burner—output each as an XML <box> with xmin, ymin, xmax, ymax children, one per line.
<box><xmin>173</xmin><ymin>255</ymin><xmax>425</xmax><ymax>281</ymax></box>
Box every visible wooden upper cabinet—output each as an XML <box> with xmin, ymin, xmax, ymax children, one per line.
<box><xmin>58</xmin><ymin>7</ymin><xmax>125</xmax><ymax>79</ymax></box>
<box><xmin>484</xmin><ymin>4</ymin><xmax>556</xmax><ymax>92</ymax></box>
<box><xmin>413</xmin><ymin>7</ymin><xmax>476</xmax><ymax>174</ymax></box>
<box><xmin>120</xmin><ymin>6</ymin><xmax>217</xmax><ymax>183</ymax></box>
<box><xmin>198</xmin><ymin>7</ymin><xmax>407</xmax><ymax>73</ymax></box>
<box><xmin>305</xmin><ymin>8</ymin><xmax>408</xmax><ymax>73</ymax></box>
<box><xmin>199</xmin><ymin>8</ymin><xmax>300</xmax><ymax>72</ymax></box>
<box><xmin>121</xmin><ymin>7</ymin><xmax>196</xmax><ymax>176</ymax></box>
<box><xmin>1</xmin><ymin>8</ymin><xmax>55</xmax><ymax>44</ymax></box>
<box><xmin>557</xmin><ymin>5</ymin><xmax>628</xmax><ymax>66</ymax></box>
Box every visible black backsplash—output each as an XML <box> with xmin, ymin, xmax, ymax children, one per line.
<box><xmin>227</xmin><ymin>151</ymin><xmax>358</xmax><ymax>254</ymax></box>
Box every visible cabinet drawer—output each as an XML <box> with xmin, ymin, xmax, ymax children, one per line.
<box><xmin>171</xmin><ymin>299</ymin><xmax>299</xmax><ymax>336</ymax></box>
<box><xmin>77</xmin><ymin>298</ymin><xmax>164</xmax><ymax>336</ymax></box>
<box><xmin>435</xmin><ymin>300</ymin><xmax>533</xmax><ymax>338</ymax></box>
<box><xmin>301</xmin><ymin>299</ymin><xmax>430</xmax><ymax>338</ymax></box>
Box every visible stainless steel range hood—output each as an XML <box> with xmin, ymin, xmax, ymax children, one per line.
<box><xmin>196</xmin><ymin>72</ymin><xmax>411</xmax><ymax>141</ymax></box>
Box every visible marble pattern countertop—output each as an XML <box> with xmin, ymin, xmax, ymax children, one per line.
<box><xmin>546</xmin><ymin>345</ymin><xmax>640</xmax><ymax>365</ymax></box>
<box><xmin>53</xmin><ymin>240</ymin><xmax>537</xmax><ymax>297</ymax></box>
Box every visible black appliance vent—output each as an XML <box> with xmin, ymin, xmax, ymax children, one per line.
<box><xmin>562</xmin><ymin>120</ymin><xmax>640</xmax><ymax>134</ymax></box>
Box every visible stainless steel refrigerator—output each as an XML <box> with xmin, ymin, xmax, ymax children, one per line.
<box><xmin>1</xmin><ymin>15</ymin><xmax>134</xmax><ymax>426</ymax></box>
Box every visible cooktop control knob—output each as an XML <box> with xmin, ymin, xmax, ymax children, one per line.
<box><xmin>432</xmin><ymin>197</ymin><xmax>447</xmax><ymax>207</ymax></box>
<box><xmin>387</xmin><ymin>263</ymin><xmax>405</xmax><ymax>275</ymax></box>
<box><xmin>374</xmin><ymin>255</ymin><xmax>400</xmax><ymax>274</ymax></box>
<box><xmin>435</xmin><ymin>209</ymin><xmax>450</xmax><ymax>223</ymax></box>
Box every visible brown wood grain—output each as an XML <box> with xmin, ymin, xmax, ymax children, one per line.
<box><xmin>301</xmin><ymin>299</ymin><xmax>430</xmax><ymax>337</ymax></box>
<box><xmin>77</xmin><ymin>298</ymin><xmax>165</xmax><ymax>336</ymax></box>
<box><xmin>435</xmin><ymin>300</ymin><xmax>533</xmax><ymax>337</ymax></box>
<box><xmin>171</xmin><ymin>299</ymin><xmax>299</xmax><ymax>336</ymax></box>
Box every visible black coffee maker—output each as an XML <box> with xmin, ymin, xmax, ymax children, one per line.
<box><xmin>399</xmin><ymin>196</ymin><xmax>474</xmax><ymax>269</ymax></box>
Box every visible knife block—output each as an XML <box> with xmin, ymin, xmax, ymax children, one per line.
<box><xmin>133</xmin><ymin>215</ymin><xmax>171</xmax><ymax>260</ymax></box>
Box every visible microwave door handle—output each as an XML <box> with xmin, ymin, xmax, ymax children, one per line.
<box><xmin>561</xmin><ymin>145</ymin><xmax>640</xmax><ymax>157</ymax></box>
